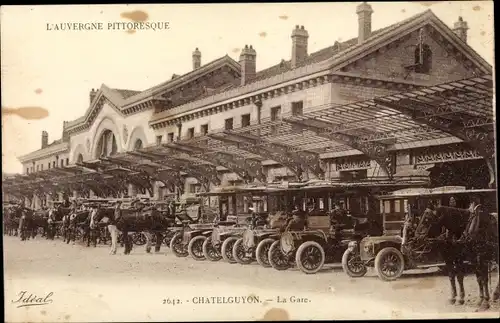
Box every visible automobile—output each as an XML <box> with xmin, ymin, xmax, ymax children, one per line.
<box><xmin>232</xmin><ymin>212</ymin><xmax>288</xmax><ymax>267</ymax></box>
<box><xmin>344</xmin><ymin>186</ymin><xmax>497</xmax><ymax>281</ymax></box>
<box><xmin>203</xmin><ymin>216</ymin><xmax>248</xmax><ymax>263</ymax></box>
<box><xmin>268</xmin><ymin>212</ymin><xmax>358</xmax><ymax>274</ymax></box>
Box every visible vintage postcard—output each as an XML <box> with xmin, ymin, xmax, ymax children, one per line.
<box><xmin>1</xmin><ymin>2</ymin><xmax>498</xmax><ymax>321</ymax></box>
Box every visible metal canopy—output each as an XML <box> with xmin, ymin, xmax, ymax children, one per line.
<box><xmin>165</xmin><ymin>138</ymin><xmax>266</xmax><ymax>183</ymax></box>
<box><xmin>226</xmin><ymin>74</ymin><xmax>494</xmax><ymax>182</ymax></box>
<box><xmin>207</xmin><ymin>130</ymin><xmax>324</xmax><ymax>180</ymax></box>
<box><xmin>373</xmin><ymin>74</ymin><xmax>495</xmax><ymax>186</ymax></box>
<box><xmin>134</xmin><ymin>144</ymin><xmax>222</xmax><ymax>190</ymax></box>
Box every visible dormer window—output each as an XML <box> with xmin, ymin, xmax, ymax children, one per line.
<box><xmin>414</xmin><ymin>43</ymin><xmax>432</xmax><ymax>74</ymax></box>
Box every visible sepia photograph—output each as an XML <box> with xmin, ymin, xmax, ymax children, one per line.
<box><xmin>1</xmin><ymin>1</ymin><xmax>498</xmax><ymax>321</ymax></box>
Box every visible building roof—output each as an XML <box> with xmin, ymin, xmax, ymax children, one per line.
<box><xmin>64</xmin><ymin>55</ymin><xmax>241</xmax><ymax>132</ymax></box>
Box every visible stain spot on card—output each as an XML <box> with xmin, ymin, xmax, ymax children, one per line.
<box><xmin>417</xmin><ymin>1</ymin><xmax>441</xmax><ymax>7</ymax></box>
<box><xmin>120</xmin><ymin>10</ymin><xmax>149</xmax><ymax>22</ymax></box>
<box><xmin>64</xmin><ymin>314</ymin><xmax>71</xmax><ymax>320</ymax></box>
<box><xmin>259</xmin><ymin>31</ymin><xmax>267</xmax><ymax>38</ymax></box>
<box><xmin>232</xmin><ymin>48</ymin><xmax>240</xmax><ymax>54</ymax></box>
<box><xmin>401</xmin><ymin>9</ymin><xmax>406</xmax><ymax>13</ymax></box>
<box><xmin>2</xmin><ymin>106</ymin><xmax>49</xmax><ymax>120</ymax></box>
<box><xmin>98</xmin><ymin>293</ymin><xmax>103</xmax><ymax>298</ymax></box>
<box><xmin>40</xmin><ymin>310</ymin><xmax>47</xmax><ymax>316</ymax></box>
<box><xmin>278</xmin><ymin>15</ymin><xmax>289</xmax><ymax>20</ymax></box>
<box><xmin>126</xmin><ymin>30</ymin><xmax>136</xmax><ymax>34</ymax></box>
<box><xmin>473</xmin><ymin>5</ymin><xmax>481</xmax><ymax>11</ymax></box>
<box><xmin>260</xmin><ymin>308</ymin><xmax>289</xmax><ymax>321</ymax></box>
<box><xmin>34</xmin><ymin>88</ymin><xmax>43</xmax><ymax>94</ymax></box>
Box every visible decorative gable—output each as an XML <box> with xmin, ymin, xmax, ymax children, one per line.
<box><xmin>339</xmin><ymin>24</ymin><xmax>484</xmax><ymax>85</ymax></box>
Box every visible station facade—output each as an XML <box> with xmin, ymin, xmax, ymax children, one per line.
<box><xmin>12</xmin><ymin>4</ymin><xmax>494</xmax><ymax>210</ymax></box>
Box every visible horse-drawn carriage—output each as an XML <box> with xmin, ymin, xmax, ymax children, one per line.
<box><xmin>342</xmin><ymin>186</ymin><xmax>498</xmax><ymax>281</ymax></box>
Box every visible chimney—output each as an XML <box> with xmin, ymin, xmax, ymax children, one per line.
<box><xmin>453</xmin><ymin>16</ymin><xmax>469</xmax><ymax>43</ymax></box>
<box><xmin>41</xmin><ymin>131</ymin><xmax>48</xmax><ymax>149</ymax></box>
<box><xmin>192</xmin><ymin>48</ymin><xmax>201</xmax><ymax>69</ymax></box>
<box><xmin>356</xmin><ymin>2</ymin><xmax>373</xmax><ymax>44</ymax></box>
<box><xmin>291</xmin><ymin>25</ymin><xmax>309</xmax><ymax>68</ymax></box>
<box><xmin>89</xmin><ymin>88</ymin><xmax>97</xmax><ymax>105</ymax></box>
<box><xmin>239</xmin><ymin>45</ymin><xmax>256</xmax><ymax>86</ymax></box>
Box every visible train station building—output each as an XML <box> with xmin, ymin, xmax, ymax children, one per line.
<box><xmin>4</xmin><ymin>4</ymin><xmax>495</xmax><ymax>215</ymax></box>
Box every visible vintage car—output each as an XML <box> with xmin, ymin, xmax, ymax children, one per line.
<box><xmin>342</xmin><ymin>186</ymin><xmax>497</xmax><ymax>281</ymax></box>
<box><xmin>203</xmin><ymin>216</ymin><xmax>249</xmax><ymax>263</ymax></box>
<box><xmin>169</xmin><ymin>222</ymin><xmax>215</xmax><ymax>259</ymax></box>
<box><xmin>267</xmin><ymin>213</ymin><xmax>357</xmax><ymax>274</ymax></box>
<box><xmin>232</xmin><ymin>212</ymin><xmax>289</xmax><ymax>266</ymax></box>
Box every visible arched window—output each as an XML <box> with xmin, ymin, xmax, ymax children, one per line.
<box><xmin>134</xmin><ymin>139</ymin><xmax>143</xmax><ymax>151</ymax></box>
<box><xmin>77</xmin><ymin>154</ymin><xmax>84</xmax><ymax>164</ymax></box>
<box><xmin>414</xmin><ymin>43</ymin><xmax>432</xmax><ymax>74</ymax></box>
<box><xmin>96</xmin><ymin>129</ymin><xmax>118</xmax><ymax>157</ymax></box>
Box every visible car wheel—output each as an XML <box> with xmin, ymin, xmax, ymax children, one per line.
<box><xmin>341</xmin><ymin>248</ymin><xmax>367</xmax><ymax>278</ymax></box>
<box><xmin>221</xmin><ymin>237</ymin><xmax>238</xmax><ymax>263</ymax></box>
<box><xmin>233</xmin><ymin>238</ymin><xmax>253</xmax><ymax>265</ymax></box>
<box><xmin>188</xmin><ymin>235</ymin><xmax>207</xmax><ymax>261</ymax></box>
<box><xmin>268</xmin><ymin>240</ymin><xmax>290</xmax><ymax>271</ymax></box>
<box><xmin>374</xmin><ymin>247</ymin><xmax>405</xmax><ymax>281</ymax></box>
<box><xmin>169</xmin><ymin>232</ymin><xmax>188</xmax><ymax>257</ymax></box>
<box><xmin>295</xmin><ymin>241</ymin><xmax>325</xmax><ymax>274</ymax></box>
<box><xmin>203</xmin><ymin>237</ymin><xmax>222</xmax><ymax>261</ymax></box>
<box><xmin>256</xmin><ymin>238</ymin><xmax>275</xmax><ymax>268</ymax></box>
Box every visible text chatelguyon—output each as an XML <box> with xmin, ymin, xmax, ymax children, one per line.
<box><xmin>46</xmin><ymin>22</ymin><xmax>170</xmax><ymax>32</ymax></box>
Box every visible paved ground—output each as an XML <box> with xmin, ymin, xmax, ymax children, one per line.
<box><xmin>4</xmin><ymin>235</ymin><xmax>499</xmax><ymax>322</ymax></box>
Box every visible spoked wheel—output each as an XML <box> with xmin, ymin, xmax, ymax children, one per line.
<box><xmin>188</xmin><ymin>236</ymin><xmax>207</xmax><ymax>261</ymax></box>
<box><xmin>169</xmin><ymin>233</ymin><xmax>188</xmax><ymax>257</ymax></box>
<box><xmin>341</xmin><ymin>248</ymin><xmax>367</xmax><ymax>278</ymax></box>
<box><xmin>163</xmin><ymin>232</ymin><xmax>176</xmax><ymax>247</ymax></box>
<box><xmin>256</xmin><ymin>238</ymin><xmax>275</xmax><ymax>268</ymax></box>
<box><xmin>374</xmin><ymin>247</ymin><xmax>405</xmax><ymax>281</ymax></box>
<box><xmin>203</xmin><ymin>237</ymin><xmax>222</xmax><ymax>261</ymax></box>
<box><xmin>232</xmin><ymin>238</ymin><xmax>253</xmax><ymax>265</ymax></box>
<box><xmin>268</xmin><ymin>240</ymin><xmax>291</xmax><ymax>271</ymax></box>
<box><xmin>133</xmin><ymin>232</ymin><xmax>147</xmax><ymax>246</ymax></box>
<box><xmin>295</xmin><ymin>241</ymin><xmax>325</xmax><ymax>274</ymax></box>
<box><xmin>221</xmin><ymin>237</ymin><xmax>238</xmax><ymax>263</ymax></box>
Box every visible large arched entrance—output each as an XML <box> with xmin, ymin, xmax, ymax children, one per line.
<box><xmin>95</xmin><ymin>129</ymin><xmax>118</xmax><ymax>158</ymax></box>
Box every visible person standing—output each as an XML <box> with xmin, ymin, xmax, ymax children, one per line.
<box><xmin>108</xmin><ymin>200</ymin><xmax>122</xmax><ymax>255</ymax></box>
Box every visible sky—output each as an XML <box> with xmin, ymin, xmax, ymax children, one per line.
<box><xmin>1</xmin><ymin>2</ymin><xmax>495</xmax><ymax>174</ymax></box>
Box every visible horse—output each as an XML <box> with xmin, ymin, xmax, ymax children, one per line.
<box><xmin>3</xmin><ymin>206</ymin><xmax>21</xmax><ymax>236</ymax></box>
<box><xmin>92</xmin><ymin>205</ymin><xmax>172</xmax><ymax>255</ymax></box>
<box><xmin>414</xmin><ymin>205</ymin><xmax>499</xmax><ymax>311</ymax></box>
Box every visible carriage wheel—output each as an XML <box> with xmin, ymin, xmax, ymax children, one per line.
<box><xmin>374</xmin><ymin>247</ymin><xmax>405</xmax><ymax>281</ymax></box>
<box><xmin>341</xmin><ymin>248</ymin><xmax>367</xmax><ymax>278</ymax></box>
<box><xmin>295</xmin><ymin>241</ymin><xmax>325</xmax><ymax>274</ymax></box>
<box><xmin>256</xmin><ymin>238</ymin><xmax>275</xmax><ymax>268</ymax></box>
<box><xmin>268</xmin><ymin>240</ymin><xmax>291</xmax><ymax>271</ymax></box>
<box><xmin>221</xmin><ymin>237</ymin><xmax>238</xmax><ymax>263</ymax></box>
<box><xmin>169</xmin><ymin>233</ymin><xmax>188</xmax><ymax>257</ymax></box>
<box><xmin>202</xmin><ymin>237</ymin><xmax>222</xmax><ymax>261</ymax></box>
<box><xmin>188</xmin><ymin>236</ymin><xmax>207</xmax><ymax>261</ymax></box>
<box><xmin>133</xmin><ymin>233</ymin><xmax>147</xmax><ymax>246</ymax></box>
<box><xmin>232</xmin><ymin>238</ymin><xmax>253</xmax><ymax>265</ymax></box>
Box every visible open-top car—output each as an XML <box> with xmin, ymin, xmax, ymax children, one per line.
<box><xmin>232</xmin><ymin>211</ymin><xmax>289</xmax><ymax>266</ymax></box>
<box><xmin>267</xmin><ymin>209</ymin><xmax>361</xmax><ymax>274</ymax></box>
<box><xmin>343</xmin><ymin>186</ymin><xmax>497</xmax><ymax>281</ymax></box>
